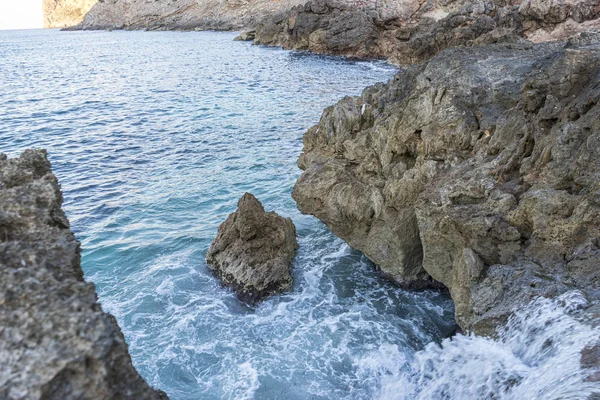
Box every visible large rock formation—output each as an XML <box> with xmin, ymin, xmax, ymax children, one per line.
<box><xmin>70</xmin><ymin>0</ymin><xmax>305</xmax><ymax>31</ymax></box>
<box><xmin>253</xmin><ymin>0</ymin><xmax>600</xmax><ymax>65</ymax></box>
<box><xmin>292</xmin><ymin>33</ymin><xmax>600</xmax><ymax>335</ymax></box>
<box><xmin>0</xmin><ymin>150</ymin><xmax>167</xmax><ymax>400</ymax></box>
<box><xmin>43</xmin><ymin>0</ymin><xmax>97</xmax><ymax>28</ymax></box>
<box><xmin>58</xmin><ymin>0</ymin><xmax>600</xmax><ymax>61</ymax></box>
<box><xmin>207</xmin><ymin>193</ymin><xmax>298</xmax><ymax>304</ymax></box>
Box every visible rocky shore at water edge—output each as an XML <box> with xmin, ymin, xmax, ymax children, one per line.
<box><xmin>293</xmin><ymin>33</ymin><xmax>600</xmax><ymax>337</ymax></box>
<box><xmin>251</xmin><ymin>0</ymin><xmax>600</xmax><ymax>65</ymax></box>
<box><xmin>0</xmin><ymin>150</ymin><xmax>168</xmax><ymax>399</ymax></box>
<box><xmin>12</xmin><ymin>0</ymin><xmax>600</xmax><ymax>395</ymax></box>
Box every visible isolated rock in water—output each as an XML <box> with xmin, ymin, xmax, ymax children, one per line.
<box><xmin>293</xmin><ymin>34</ymin><xmax>600</xmax><ymax>335</ymax></box>
<box><xmin>43</xmin><ymin>0</ymin><xmax>97</xmax><ymax>28</ymax></box>
<box><xmin>0</xmin><ymin>150</ymin><xmax>167</xmax><ymax>399</ymax></box>
<box><xmin>207</xmin><ymin>193</ymin><xmax>298</xmax><ymax>303</ymax></box>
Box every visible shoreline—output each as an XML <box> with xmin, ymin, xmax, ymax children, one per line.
<box><xmin>40</xmin><ymin>0</ymin><xmax>600</xmax><ymax>349</ymax></box>
<box><xmin>0</xmin><ymin>150</ymin><xmax>168</xmax><ymax>399</ymax></box>
<box><xmin>4</xmin><ymin>0</ymin><xmax>600</xmax><ymax>396</ymax></box>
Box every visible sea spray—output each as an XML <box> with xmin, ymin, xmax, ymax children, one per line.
<box><xmin>372</xmin><ymin>291</ymin><xmax>600</xmax><ymax>399</ymax></box>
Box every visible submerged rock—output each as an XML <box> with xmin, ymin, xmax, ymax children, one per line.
<box><xmin>0</xmin><ymin>150</ymin><xmax>167</xmax><ymax>400</ymax></box>
<box><xmin>207</xmin><ymin>193</ymin><xmax>298</xmax><ymax>303</ymax></box>
<box><xmin>293</xmin><ymin>34</ymin><xmax>600</xmax><ymax>335</ymax></box>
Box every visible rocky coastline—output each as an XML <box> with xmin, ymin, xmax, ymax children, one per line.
<box><xmin>252</xmin><ymin>0</ymin><xmax>600</xmax><ymax>65</ymax></box>
<box><xmin>0</xmin><ymin>151</ymin><xmax>167</xmax><ymax>400</ymax></box>
<box><xmin>245</xmin><ymin>0</ymin><xmax>600</xmax><ymax>338</ymax></box>
<box><xmin>25</xmin><ymin>0</ymin><xmax>600</xmax><ymax>393</ymax></box>
<box><xmin>66</xmin><ymin>0</ymin><xmax>306</xmax><ymax>32</ymax></box>
<box><xmin>293</xmin><ymin>33</ymin><xmax>600</xmax><ymax>336</ymax></box>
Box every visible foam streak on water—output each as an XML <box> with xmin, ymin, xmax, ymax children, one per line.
<box><xmin>0</xmin><ymin>29</ymin><xmax>456</xmax><ymax>399</ymax></box>
<box><xmin>2</xmin><ymin>29</ymin><xmax>595</xmax><ymax>400</ymax></box>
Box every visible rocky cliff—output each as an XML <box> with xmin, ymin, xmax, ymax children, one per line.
<box><xmin>0</xmin><ymin>150</ymin><xmax>167</xmax><ymax>400</ymax></box>
<box><xmin>292</xmin><ymin>33</ymin><xmax>600</xmax><ymax>335</ymax></box>
<box><xmin>70</xmin><ymin>0</ymin><xmax>306</xmax><ymax>31</ymax></box>
<box><xmin>43</xmin><ymin>0</ymin><xmax>97</xmax><ymax>29</ymax></box>
<box><xmin>253</xmin><ymin>0</ymin><xmax>600</xmax><ymax>65</ymax></box>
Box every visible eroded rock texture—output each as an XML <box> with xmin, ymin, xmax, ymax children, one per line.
<box><xmin>0</xmin><ymin>150</ymin><xmax>167</xmax><ymax>400</ymax></box>
<box><xmin>70</xmin><ymin>0</ymin><xmax>305</xmax><ymax>31</ymax></box>
<box><xmin>207</xmin><ymin>193</ymin><xmax>298</xmax><ymax>304</ymax></box>
<box><xmin>43</xmin><ymin>0</ymin><xmax>97</xmax><ymax>28</ymax></box>
<box><xmin>293</xmin><ymin>34</ymin><xmax>600</xmax><ymax>335</ymax></box>
<box><xmin>254</xmin><ymin>0</ymin><xmax>600</xmax><ymax>65</ymax></box>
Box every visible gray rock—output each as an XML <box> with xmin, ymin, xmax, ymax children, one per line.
<box><xmin>254</xmin><ymin>0</ymin><xmax>384</xmax><ymax>59</ymax></box>
<box><xmin>67</xmin><ymin>0</ymin><xmax>306</xmax><ymax>31</ymax></box>
<box><xmin>253</xmin><ymin>0</ymin><xmax>600</xmax><ymax>65</ymax></box>
<box><xmin>293</xmin><ymin>34</ymin><xmax>600</xmax><ymax>335</ymax></box>
<box><xmin>234</xmin><ymin>30</ymin><xmax>256</xmax><ymax>41</ymax></box>
<box><xmin>0</xmin><ymin>150</ymin><xmax>167</xmax><ymax>400</ymax></box>
<box><xmin>54</xmin><ymin>0</ymin><xmax>600</xmax><ymax>57</ymax></box>
<box><xmin>207</xmin><ymin>193</ymin><xmax>298</xmax><ymax>304</ymax></box>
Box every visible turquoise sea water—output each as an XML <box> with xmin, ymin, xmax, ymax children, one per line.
<box><xmin>4</xmin><ymin>29</ymin><xmax>596</xmax><ymax>400</ymax></box>
<box><xmin>0</xmin><ymin>29</ymin><xmax>455</xmax><ymax>399</ymax></box>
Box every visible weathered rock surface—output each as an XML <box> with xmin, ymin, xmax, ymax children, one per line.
<box><xmin>0</xmin><ymin>150</ymin><xmax>167</xmax><ymax>400</ymax></box>
<box><xmin>293</xmin><ymin>33</ymin><xmax>600</xmax><ymax>335</ymax></box>
<box><xmin>207</xmin><ymin>193</ymin><xmax>298</xmax><ymax>303</ymax></box>
<box><xmin>253</xmin><ymin>0</ymin><xmax>600</xmax><ymax>65</ymax></box>
<box><xmin>234</xmin><ymin>30</ymin><xmax>256</xmax><ymax>41</ymax></box>
<box><xmin>70</xmin><ymin>0</ymin><xmax>305</xmax><ymax>31</ymax></box>
<box><xmin>43</xmin><ymin>0</ymin><xmax>97</xmax><ymax>28</ymax></box>
<box><xmin>50</xmin><ymin>0</ymin><xmax>600</xmax><ymax>60</ymax></box>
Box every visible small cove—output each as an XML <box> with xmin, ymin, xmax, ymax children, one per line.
<box><xmin>0</xmin><ymin>29</ymin><xmax>456</xmax><ymax>399</ymax></box>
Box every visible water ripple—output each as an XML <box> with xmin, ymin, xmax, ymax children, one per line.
<box><xmin>0</xmin><ymin>29</ymin><xmax>455</xmax><ymax>399</ymax></box>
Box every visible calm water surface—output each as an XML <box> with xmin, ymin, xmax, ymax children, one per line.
<box><xmin>0</xmin><ymin>29</ymin><xmax>455</xmax><ymax>399</ymax></box>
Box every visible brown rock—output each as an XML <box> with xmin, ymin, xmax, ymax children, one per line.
<box><xmin>43</xmin><ymin>0</ymin><xmax>97</xmax><ymax>29</ymax></box>
<box><xmin>293</xmin><ymin>35</ymin><xmax>600</xmax><ymax>334</ymax></box>
<box><xmin>0</xmin><ymin>150</ymin><xmax>167</xmax><ymax>400</ymax></box>
<box><xmin>207</xmin><ymin>193</ymin><xmax>298</xmax><ymax>304</ymax></box>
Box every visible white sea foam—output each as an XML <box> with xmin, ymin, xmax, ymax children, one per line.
<box><xmin>223</xmin><ymin>362</ymin><xmax>261</xmax><ymax>400</ymax></box>
<box><xmin>372</xmin><ymin>291</ymin><xmax>600</xmax><ymax>400</ymax></box>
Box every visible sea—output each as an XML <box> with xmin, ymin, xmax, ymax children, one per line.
<box><xmin>1</xmin><ymin>29</ymin><xmax>598</xmax><ymax>400</ymax></box>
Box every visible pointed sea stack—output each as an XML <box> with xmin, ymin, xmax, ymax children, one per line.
<box><xmin>207</xmin><ymin>193</ymin><xmax>298</xmax><ymax>304</ymax></box>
